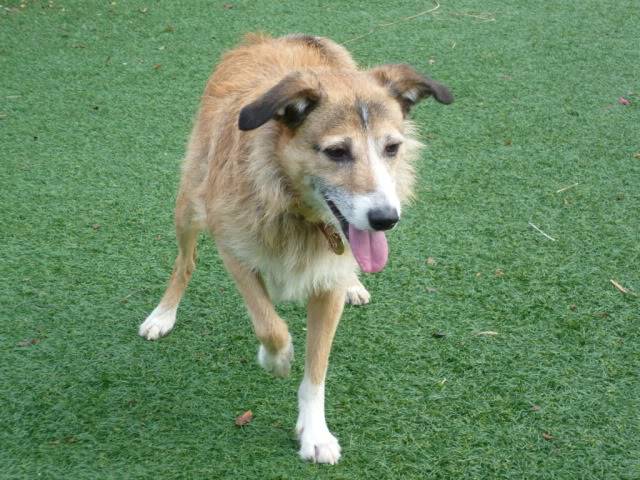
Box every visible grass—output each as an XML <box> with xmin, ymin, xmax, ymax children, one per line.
<box><xmin>1</xmin><ymin>0</ymin><xmax>639</xmax><ymax>478</ymax></box>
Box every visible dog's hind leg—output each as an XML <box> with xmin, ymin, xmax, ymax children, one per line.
<box><xmin>139</xmin><ymin>195</ymin><xmax>200</xmax><ymax>340</ymax></box>
<box><xmin>218</xmin><ymin>247</ymin><xmax>293</xmax><ymax>378</ymax></box>
<box><xmin>297</xmin><ymin>288</ymin><xmax>345</xmax><ymax>464</ymax></box>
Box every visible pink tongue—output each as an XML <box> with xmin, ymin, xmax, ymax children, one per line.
<box><xmin>348</xmin><ymin>224</ymin><xmax>389</xmax><ymax>273</ymax></box>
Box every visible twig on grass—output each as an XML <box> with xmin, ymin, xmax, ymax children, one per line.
<box><xmin>528</xmin><ymin>222</ymin><xmax>557</xmax><ymax>241</ymax></box>
<box><xmin>556</xmin><ymin>182</ymin><xmax>579</xmax><ymax>193</ymax></box>
<box><xmin>342</xmin><ymin>1</ymin><xmax>440</xmax><ymax>45</ymax></box>
<box><xmin>610</xmin><ymin>279</ymin><xmax>637</xmax><ymax>296</ymax></box>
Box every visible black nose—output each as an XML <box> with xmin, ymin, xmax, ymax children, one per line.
<box><xmin>368</xmin><ymin>206</ymin><xmax>399</xmax><ymax>231</ymax></box>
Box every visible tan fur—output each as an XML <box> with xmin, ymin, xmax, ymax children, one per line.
<box><xmin>305</xmin><ymin>288</ymin><xmax>345</xmax><ymax>383</ymax></box>
<box><xmin>218</xmin><ymin>246</ymin><xmax>289</xmax><ymax>354</ymax></box>
<box><xmin>165</xmin><ymin>33</ymin><xmax>420</xmax><ymax>323</ymax></box>
<box><xmin>142</xmin><ymin>32</ymin><xmax>452</xmax><ymax>463</ymax></box>
<box><xmin>169</xmin><ymin>36</ymin><xmax>421</xmax><ymax>301</ymax></box>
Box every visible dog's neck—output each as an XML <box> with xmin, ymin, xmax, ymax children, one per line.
<box><xmin>291</xmin><ymin>199</ymin><xmax>344</xmax><ymax>255</ymax></box>
<box><xmin>291</xmin><ymin>199</ymin><xmax>323</xmax><ymax>224</ymax></box>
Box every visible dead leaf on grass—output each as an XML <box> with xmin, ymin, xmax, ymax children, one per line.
<box><xmin>542</xmin><ymin>432</ymin><xmax>554</xmax><ymax>441</ymax></box>
<box><xmin>495</xmin><ymin>268</ymin><xmax>504</xmax><ymax>277</ymax></box>
<box><xmin>17</xmin><ymin>338</ymin><xmax>40</xmax><ymax>347</ymax></box>
<box><xmin>531</xmin><ymin>404</ymin><xmax>541</xmax><ymax>412</ymax></box>
<box><xmin>235</xmin><ymin>410</ymin><xmax>253</xmax><ymax>426</ymax></box>
<box><xmin>426</xmin><ymin>256</ymin><xmax>437</xmax><ymax>266</ymax></box>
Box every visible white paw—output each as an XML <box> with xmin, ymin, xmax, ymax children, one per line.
<box><xmin>139</xmin><ymin>305</ymin><xmax>177</xmax><ymax>340</ymax></box>
<box><xmin>257</xmin><ymin>335</ymin><xmax>293</xmax><ymax>377</ymax></box>
<box><xmin>345</xmin><ymin>281</ymin><xmax>370</xmax><ymax>305</ymax></box>
<box><xmin>297</xmin><ymin>427</ymin><xmax>341</xmax><ymax>465</ymax></box>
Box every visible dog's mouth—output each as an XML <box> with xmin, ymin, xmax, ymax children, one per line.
<box><xmin>324</xmin><ymin>198</ymin><xmax>389</xmax><ymax>274</ymax></box>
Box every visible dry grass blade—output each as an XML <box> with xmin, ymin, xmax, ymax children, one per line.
<box><xmin>610</xmin><ymin>279</ymin><xmax>636</xmax><ymax>296</ymax></box>
<box><xmin>450</xmin><ymin>12</ymin><xmax>496</xmax><ymax>22</ymax></box>
<box><xmin>556</xmin><ymin>182</ymin><xmax>579</xmax><ymax>193</ymax></box>
<box><xmin>343</xmin><ymin>1</ymin><xmax>440</xmax><ymax>45</ymax></box>
<box><xmin>528</xmin><ymin>222</ymin><xmax>557</xmax><ymax>241</ymax></box>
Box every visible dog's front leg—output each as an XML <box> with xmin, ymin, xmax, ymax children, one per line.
<box><xmin>297</xmin><ymin>288</ymin><xmax>345</xmax><ymax>464</ymax></box>
<box><xmin>218</xmin><ymin>247</ymin><xmax>293</xmax><ymax>377</ymax></box>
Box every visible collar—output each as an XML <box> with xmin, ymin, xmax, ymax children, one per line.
<box><xmin>291</xmin><ymin>199</ymin><xmax>345</xmax><ymax>255</ymax></box>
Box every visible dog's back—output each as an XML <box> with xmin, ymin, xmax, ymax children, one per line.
<box><xmin>207</xmin><ymin>33</ymin><xmax>357</xmax><ymax>99</ymax></box>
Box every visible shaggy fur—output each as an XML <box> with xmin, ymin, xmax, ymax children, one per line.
<box><xmin>139</xmin><ymin>33</ymin><xmax>453</xmax><ymax>464</ymax></box>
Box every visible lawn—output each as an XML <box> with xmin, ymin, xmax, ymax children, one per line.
<box><xmin>1</xmin><ymin>1</ymin><xmax>639</xmax><ymax>478</ymax></box>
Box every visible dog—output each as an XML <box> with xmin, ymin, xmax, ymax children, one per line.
<box><xmin>139</xmin><ymin>33</ymin><xmax>452</xmax><ymax>464</ymax></box>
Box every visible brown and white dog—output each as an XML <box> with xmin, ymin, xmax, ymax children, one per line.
<box><xmin>139</xmin><ymin>33</ymin><xmax>452</xmax><ymax>464</ymax></box>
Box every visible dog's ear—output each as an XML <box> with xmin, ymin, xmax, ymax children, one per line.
<box><xmin>238</xmin><ymin>73</ymin><xmax>321</xmax><ymax>131</ymax></box>
<box><xmin>369</xmin><ymin>64</ymin><xmax>453</xmax><ymax>115</ymax></box>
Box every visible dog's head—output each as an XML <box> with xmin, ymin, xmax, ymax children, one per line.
<box><xmin>238</xmin><ymin>64</ymin><xmax>453</xmax><ymax>273</ymax></box>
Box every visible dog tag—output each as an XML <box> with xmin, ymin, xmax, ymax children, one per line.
<box><xmin>319</xmin><ymin>224</ymin><xmax>345</xmax><ymax>255</ymax></box>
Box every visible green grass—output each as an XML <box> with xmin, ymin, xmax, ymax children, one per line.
<box><xmin>1</xmin><ymin>1</ymin><xmax>639</xmax><ymax>478</ymax></box>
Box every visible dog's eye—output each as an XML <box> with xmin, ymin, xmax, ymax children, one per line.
<box><xmin>323</xmin><ymin>147</ymin><xmax>352</xmax><ymax>162</ymax></box>
<box><xmin>384</xmin><ymin>143</ymin><xmax>401</xmax><ymax>157</ymax></box>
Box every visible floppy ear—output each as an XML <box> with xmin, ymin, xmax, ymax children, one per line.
<box><xmin>238</xmin><ymin>72</ymin><xmax>321</xmax><ymax>131</ymax></box>
<box><xmin>369</xmin><ymin>64</ymin><xmax>453</xmax><ymax>115</ymax></box>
